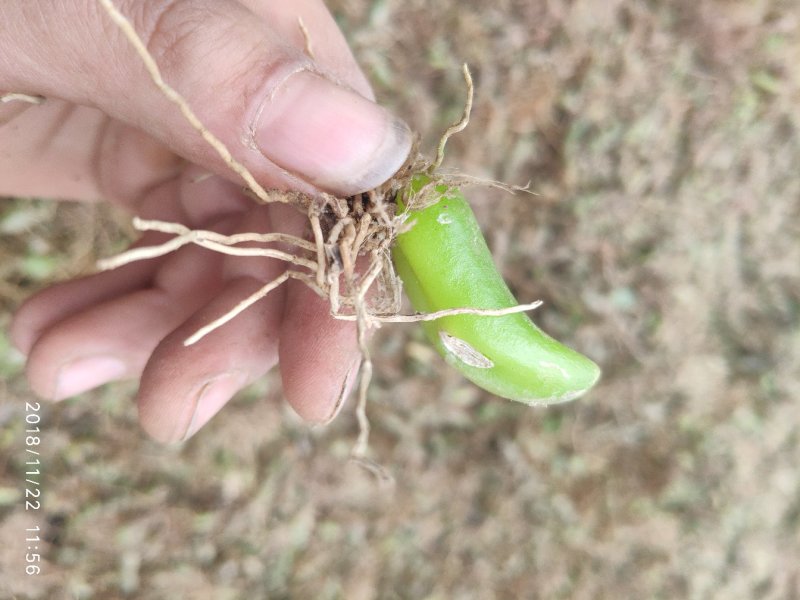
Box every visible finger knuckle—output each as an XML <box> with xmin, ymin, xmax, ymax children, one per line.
<box><xmin>123</xmin><ymin>0</ymin><xmax>306</xmax><ymax>102</ymax></box>
<box><xmin>137</xmin><ymin>0</ymin><xmax>209</xmax><ymax>76</ymax></box>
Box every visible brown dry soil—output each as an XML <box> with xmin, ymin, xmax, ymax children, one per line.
<box><xmin>2</xmin><ymin>1</ymin><xmax>800</xmax><ymax>598</ymax></box>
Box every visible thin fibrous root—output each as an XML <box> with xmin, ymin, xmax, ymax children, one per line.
<box><xmin>202</xmin><ymin>241</ymin><xmax>316</xmax><ymax>269</ymax></box>
<box><xmin>133</xmin><ymin>217</ymin><xmax>316</xmax><ymax>251</ymax></box>
<box><xmin>1</xmin><ymin>93</ymin><xmax>44</xmax><ymax>104</ymax></box>
<box><xmin>184</xmin><ymin>272</ymin><xmax>292</xmax><ymax>345</ymax></box>
<box><xmin>333</xmin><ymin>300</ymin><xmax>543</xmax><ymax>323</ymax></box>
<box><xmin>348</xmin><ymin>456</ymin><xmax>396</xmax><ymax>487</ymax></box>
<box><xmin>428</xmin><ymin>63</ymin><xmax>473</xmax><ymax>173</ymax></box>
<box><xmin>97</xmin><ymin>234</ymin><xmax>315</xmax><ymax>271</ymax></box>
<box><xmin>97</xmin><ymin>218</ymin><xmax>317</xmax><ymax>271</ymax></box>
<box><xmin>438</xmin><ymin>172</ymin><xmax>536</xmax><ymax>196</ymax></box>
<box><xmin>309</xmin><ymin>211</ymin><xmax>328</xmax><ymax>289</ymax></box>
<box><xmin>297</xmin><ymin>17</ymin><xmax>315</xmax><ymax>59</ymax></box>
<box><xmin>97</xmin><ymin>234</ymin><xmax>193</xmax><ymax>270</ymax></box>
<box><xmin>352</xmin><ymin>354</ymin><xmax>373</xmax><ymax>459</ymax></box>
<box><xmin>97</xmin><ymin>0</ymin><xmax>277</xmax><ymax>205</ymax></box>
<box><xmin>350</xmin><ymin>254</ymin><xmax>385</xmax><ymax>458</ymax></box>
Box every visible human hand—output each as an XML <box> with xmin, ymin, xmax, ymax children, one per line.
<box><xmin>1</xmin><ymin>0</ymin><xmax>411</xmax><ymax>442</ymax></box>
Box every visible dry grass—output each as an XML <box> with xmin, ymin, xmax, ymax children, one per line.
<box><xmin>2</xmin><ymin>0</ymin><xmax>800</xmax><ymax>598</ymax></box>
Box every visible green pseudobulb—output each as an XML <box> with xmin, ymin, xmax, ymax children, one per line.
<box><xmin>392</xmin><ymin>175</ymin><xmax>600</xmax><ymax>404</ymax></box>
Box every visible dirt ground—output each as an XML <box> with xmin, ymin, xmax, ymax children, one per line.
<box><xmin>2</xmin><ymin>0</ymin><xmax>799</xmax><ymax>598</ymax></box>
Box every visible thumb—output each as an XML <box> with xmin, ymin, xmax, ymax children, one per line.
<box><xmin>0</xmin><ymin>0</ymin><xmax>412</xmax><ymax>196</ymax></box>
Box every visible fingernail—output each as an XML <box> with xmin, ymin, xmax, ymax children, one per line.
<box><xmin>181</xmin><ymin>372</ymin><xmax>246</xmax><ymax>441</ymax></box>
<box><xmin>254</xmin><ymin>71</ymin><xmax>412</xmax><ymax>196</ymax></box>
<box><xmin>321</xmin><ymin>359</ymin><xmax>361</xmax><ymax>425</ymax></box>
<box><xmin>54</xmin><ymin>356</ymin><xmax>127</xmax><ymax>400</ymax></box>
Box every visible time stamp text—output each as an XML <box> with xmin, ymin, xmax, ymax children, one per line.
<box><xmin>23</xmin><ymin>400</ymin><xmax>43</xmax><ymax>575</ymax></box>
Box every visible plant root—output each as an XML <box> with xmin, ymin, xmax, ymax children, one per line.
<box><xmin>1</xmin><ymin>93</ymin><xmax>45</xmax><ymax>104</ymax></box>
<box><xmin>97</xmin><ymin>0</ymin><xmax>539</xmax><ymax>466</ymax></box>
<box><xmin>297</xmin><ymin>17</ymin><xmax>315</xmax><ymax>59</ymax></box>
<box><xmin>428</xmin><ymin>63</ymin><xmax>473</xmax><ymax>174</ymax></box>
<box><xmin>332</xmin><ymin>301</ymin><xmax>544</xmax><ymax>324</ymax></box>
